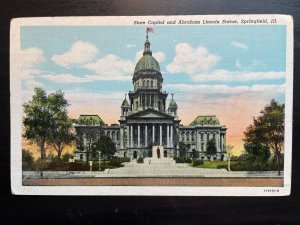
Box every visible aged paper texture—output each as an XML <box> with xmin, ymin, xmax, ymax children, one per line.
<box><xmin>10</xmin><ymin>15</ymin><xmax>293</xmax><ymax>195</ymax></box>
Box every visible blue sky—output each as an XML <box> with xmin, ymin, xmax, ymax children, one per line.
<box><xmin>21</xmin><ymin>25</ymin><xmax>286</xmax><ymax>94</ymax></box>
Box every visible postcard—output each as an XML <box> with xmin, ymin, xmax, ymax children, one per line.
<box><xmin>10</xmin><ymin>15</ymin><xmax>293</xmax><ymax>196</ymax></box>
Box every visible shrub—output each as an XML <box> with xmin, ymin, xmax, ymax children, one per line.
<box><xmin>109</xmin><ymin>157</ymin><xmax>122</xmax><ymax>167</ymax></box>
<box><xmin>230</xmin><ymin>160</ymin><xmax>284</xmax><ymax>171</ymax></box>
<box><xmin>22</xmin><ymin>150</ymin><xmax>34</xmax><ymax>170</ymax></box>
<box><xmin>192</xmin><ymin>159</ymin><xmax>204</xmax><ymax>167</ymax></box>
<box><xmin>119</xmin><ymin>157</ymin><xmax>131</xmax><ymax>163</ymax></box>
<box><xmin>137</xmin><ymin>157</ymin><xmax>144</xmax><ymax>163</ymax></box>
<box><xmin>174</xmin><ymin>157</ymin><xmax>192</xmax><ymax>163</ymax></box>
<box><xmin>62</xmin><ymin>153</ymin><xmax>73</xmax><ymax>162</ymax></box>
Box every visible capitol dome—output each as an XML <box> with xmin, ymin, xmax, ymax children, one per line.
<box><xmin>134</xmin><ymin>38</ymin><xmax>161</xmax><ymax>75</ymax></box>
<box><xmin>134</xmin><ymin>54</ymin><xmax>161</xmax><ymax>73</ymax></box>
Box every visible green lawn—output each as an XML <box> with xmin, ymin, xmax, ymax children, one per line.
<box><xmin>193</xmin><ymin>160</ymin><xmax>238</xmax><ymax>169</ymax></box>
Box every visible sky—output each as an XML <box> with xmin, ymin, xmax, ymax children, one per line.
<box><xmin>19</xmin><ymin>25</ymin><xmax>286</xmax><ymax>155</ymax></box>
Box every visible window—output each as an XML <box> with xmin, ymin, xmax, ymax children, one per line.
<box><xmin>147</xmin><ymin>80</ymin><xmax>149</xmax><ymax>87</ymax></box>
<box><xmin>150</xmin><ymin>80</ymin><xmax>153</xmax><ymax>87</ymax></box>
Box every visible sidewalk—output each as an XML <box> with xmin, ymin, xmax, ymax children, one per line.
<box><xmin>22</xmin><ymin>160</ymin><xmax>283</xmax><ymax>179</ymax></box>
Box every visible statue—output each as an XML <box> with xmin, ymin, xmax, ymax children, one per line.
<box><xmin>157</xmin><ymin>147</ymin><xmax>161</xmax><ymax>158</ymax></box>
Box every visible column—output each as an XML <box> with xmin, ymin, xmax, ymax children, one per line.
<box><xmin>127</xmin><ymin>126</ymin><xmax>129</xmax><ymax>148</ymax></box>
<box><xmin>138</xmin><ymin>125</ymin><xmax>140</xmax><ymax>147</ymax></box>
<box><xmin>145</xmin><ymin>125</ymin><xmax>148</xmax><ymax>146</ymax></box>
<box><xmin>167</xmin><ymin>125</ymin><xmax>170</xmax><ymax>147</ymax></box>
<box><xmin>224</xmin><ymin>134</ymin><xmax>226</xmax><ymax>151</ymax></box>
<box><xmin>204</xmin><ymin>133</ymin><xmax>207</xmax><ymax>152</ymax></box>
<box><xmin>130</xmin><ymin>125</ymin><xmax>133</xmax><ymax>147</ymax></box>
<box><xmin>216</xmin><ymin>132</ymin><xmax>220</xmax><ymax>152</ymax></box>
<box><xmin>120</xmin><ymin>127</ymin><xmax>124</xmax><ymax>149</ymax></box>
<box><xmin>159</xmin><ymin>125</ymin><xmax>162</xmax><ymax>146</ymax></box>
<box><xmin>152</xmin><ymin>125</ymin><xmax>155</xmax><ymax>143</ymax></box>
<box><xmin>170</xmin><ymin>125</ymin><xmax>173</xmax><ymax>147</ymax></box>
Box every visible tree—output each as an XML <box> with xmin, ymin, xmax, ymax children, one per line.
<box><xmin>23</xmin><ymin>88</ymin><xmax>52</xmax><ymax>160</ymax></box>
<box><xmin>23</xmin><ymin>88</ymin><xmax>74</xmax><ymax>161</ymax></box>
<box><xmin>48</xmin><ymin>91</ymin><xmax>75</xmax><ymax>160</ymax></box>
<box><xmin>91</xmin><ymin>136</ymin><xmax>116</xmax><ymax>165</ymax></box>
<box><xmin>244</xmin><ymin>99</ymin><xmax>284</xmax><ymax>175</ymax></box>
<box><xmin>76</xmin><ymin>126</ymin><xmax>102</xmax><ymax>164</ymax></box>
<box><xmin>206</xmin><ymin>139</ymin><xmax>217</xmax><ymax>159</ymax></box>
<box><xmin>179</xmin><ymin>142</ymin><xmax>189</xmax><ymax>158</ymax></box>
<box><xmin>244</xmin><ymin>142</ymin><xmax>270</xmax><ymax>164</ymax></box>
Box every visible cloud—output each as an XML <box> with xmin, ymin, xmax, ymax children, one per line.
<box><xmin>166</xmin><ymin>43</ymin><xmax>220</xmax><ymax>74</ymax></box>
<box><xmin>84</xmin><ymin>54</ymin><xmax>134</xmax><ymax>80</ymax></box>
<box><xmin>15</xmin><ymin>47</ymin><xmax>45</xmax><ymax>79</ymax></box>
<box><xmin>165</xmin><ymin>83</ymin><xmax>285</xmax><ymax>96</ymax></box>
<box><xmin>235</xmin><ymin>59</ymin><xmax>242</xmax><ymax>69</ymax></box>
<box><xmin>52</xmin><ymin>41</ymin><xmax>98</xmax><ymax>68</ymax></box>
<box><xmin>191</xmin><ymin>70</ymin><xmax>285</xmax><ymax>82</ymax></box>
<box><xmin>135</xmin><ymin>50</ymin><xmax>165</xmax><ymax>62</ymax></box>
<box><xmin>43</xmin><ymin>74</ymin><xmax>93</xmax><ymax>83</ymax></box>
<box><xmin>126</xmin><ymin>44</ymin><xmax>136</xmax><ymax>48</ymax></box>
<box><xmin>12</xmin><ymin>47</ymin><xmax>46</xmax><ymax>103</ymax></box>
<box><xmin>231</xmin><ymin>41</ymin><xmax>248</xmax><ymax>50</ymax></box>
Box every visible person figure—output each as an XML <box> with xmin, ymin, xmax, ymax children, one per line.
<box><xmin>157</xmin><ymin>147</ymin><xmax>160</xmax><ymax>159</ymax></box>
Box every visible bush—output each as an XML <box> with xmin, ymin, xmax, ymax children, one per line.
<box><xmin>108</xmin><ymin>157</ymin><xmax>122</xmax><ymax>167</ymax></box>
<box><xmin>192</xmin><ymin>159</ymin><xmax>204</xmax><ymax>167</ymax></box>
<box><xmin>62</xmin><ymin>153</ymin><xmax>73</xmax><ymax>162</ymax></box>
<box><xmin>137</xmin><ymin>157</ymin><xmax>144</xmax><ymax>163</ymax></box>
<box><xmin>173</xmin><ymin>157</ymin><xmax>192</xmax><ymax>163</ymax></box>
<box><xmin>22</xmin><ymin>150</ymin><xmax>34</xmax><ymax>170</ymax></box>
<box><xmin>119</xmin><ymin>157</ymin><xmax>131</xmax><ymax>163</ymax></box>
<box><xmin>230</xmin><ymin>160</ymin><xmax>284</xmax><ymax>171</ymax></box>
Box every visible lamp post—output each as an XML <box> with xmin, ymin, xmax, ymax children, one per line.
<box><xmin>226</xmin><ymin>145</ymin><xmax>234</xmax><ymax>172</ymax></box>
<box><xmin>99</xmin><ymin>150</ymin><xmax>101</xmax><ymax>171</ymax></box>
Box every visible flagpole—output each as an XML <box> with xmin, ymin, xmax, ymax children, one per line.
<box><xmin>146</xmin><ymin>28</ymin><xmax>148</xmax><ymax>40</ymax></box>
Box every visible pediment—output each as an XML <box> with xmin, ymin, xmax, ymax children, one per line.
<box><xmin>126</xmin><ymin>109</ymin><xmax>174</xmax><ymax>119</ymax></box>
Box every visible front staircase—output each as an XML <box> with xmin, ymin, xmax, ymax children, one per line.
<box><xmin>143</xmin><ymin>157</ymin><xmax>176</xmax><ymax>165</ymax></box>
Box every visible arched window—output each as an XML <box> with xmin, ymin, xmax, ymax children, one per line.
<box><xmin>143</xmin><ymin>80</ymin><xmax>145</xmax><ymax>87</ymax></box>
<box><xmin>186</xmin><ymin>132</ymin><xmax>190</xmax><ymax>141</ymax></box>
<box><xmin>147</xmin><ymin>80</ymin><xmax>149</xmax><ymax>87</ymax></box>
<box><xmin>150</xmin><ymin>80</ymin><xmax>153</xmax><ymax>87</ymax></box>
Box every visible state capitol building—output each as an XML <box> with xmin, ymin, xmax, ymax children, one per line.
<box><xmin>75</xmin><ymin>33</ymin><xmax>227</xmax><ymax>161</ymax></box>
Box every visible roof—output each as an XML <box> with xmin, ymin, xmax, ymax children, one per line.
<box><xmin>121</xmin><ymin>98</ymin><xmax>130</xmax><ymax>107</ymax></box>
<box><xmin>189</xmin><ymin>115</ymin><xmax>220</xmax><ymax>126</ymax></box>
<box><xmin>169</xmin><ymin>98</ymin><xmax>177</xmax><ymax>107</ymax></box>
<box><xmin>78</xmin><ymin>115</ymin><xmax>105</xmax><ymax>125</ymax></box>
<box><xmin>134</xmin><ymin>54</ymin><xmax>161</xmax><ymax>73</ymax></box>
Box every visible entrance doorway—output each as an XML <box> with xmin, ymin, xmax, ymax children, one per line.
<box><xmin>133</xmin><ymin>151</ymin><xmax>137</xmax><ymax>159</ymax></box>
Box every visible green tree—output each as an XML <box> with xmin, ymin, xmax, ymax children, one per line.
<box><xmin>23</xmin><ymin>88</ymin><xmax>51</xmax><ymax>160</ymax></box>
<box><xmin>244</xmin><ymin>99</ymin><xmax>284</xmax><ymax>175</ymax></box>
<box><xmin>91</xmin><ymin>136</ymin><xmax>116</xmax><ymax>165</ymax></box>
<box><xmin>23</xmin><ymin>88</ymin><xmax>74</xmax><ymax>161</ymax></box>
<box><xmin>48</xmin><ymin>91</ymin><xmax>75</xmax><ymax>160</ymax></box>
<box><xmin>244</xmin><ymin>142</ymin><xmax>271</xmax><ymax>164</ymax></box>
<box><xmin>76</xmin><ymin>126</ymin><xmax>102</xmax><ymax>164</ymax></box>
<box><xmin>206</xmin><ymin>139</ymin><xmax>217</xmax><ymax>159</ymax></box>
<box><xmin>179</xmin><ymin>142</ymin><xmax>190</xmax><ymax>158</ymax></box>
